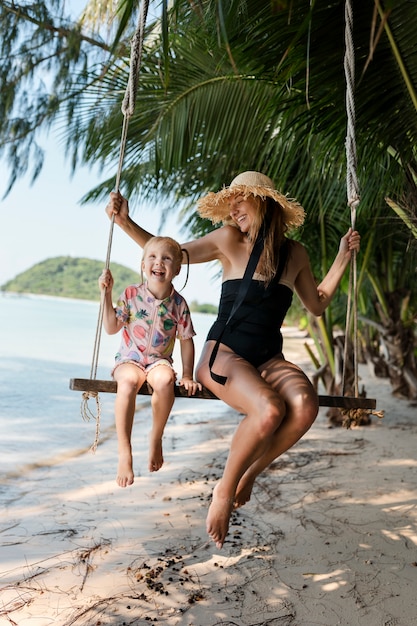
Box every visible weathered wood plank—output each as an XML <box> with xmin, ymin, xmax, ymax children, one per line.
<box><xmin>69</xmin><ymin>378</ymin><xmax>377</xmax><ymax>409</ymax></box>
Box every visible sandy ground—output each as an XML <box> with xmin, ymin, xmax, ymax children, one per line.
<box><xmin>1</xmin><ymin>330</ymin><xmax>417</xmax><ymax>626</ymax></box>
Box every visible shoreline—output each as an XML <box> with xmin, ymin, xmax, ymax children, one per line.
<box><xmin>0</xmin><ymin>290</ymin><xmax>220</xmax><ymax>312</ymax></box>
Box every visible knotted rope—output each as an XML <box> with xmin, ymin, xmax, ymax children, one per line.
<box><xmin>341</xmin><ymin>0</ymin><xmax>384</xmax><ymax>427</ymax></box>
<box><xmin>82</xmin><ymin>0</ymin><xmax>150</xmax><ymax>451</ymax></box>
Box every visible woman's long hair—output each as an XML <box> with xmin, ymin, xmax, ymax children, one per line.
<box><xmin>247</xmin><ymin>196</ymin><xmax>289</xmax><ymax>285</ymax></box>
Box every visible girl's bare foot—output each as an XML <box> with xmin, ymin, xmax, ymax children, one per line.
<box><xmin>117</xmin><ymin>449</ymin><xmax>134</xmax><ymax>487</ymax></box>
<box><xmin>206</xmin><ymin>482</ymin><xmax>234</xmax><ymax>549</ymax></box>
<box><xmin>234</xmin><ymin>476</ymin><xmax>255</xmax><ymax>509</ymax></box>
<box><xmin>149</xmin><ymin>435</ymin><xmax>164</xmax><ymax>472</ymax></box>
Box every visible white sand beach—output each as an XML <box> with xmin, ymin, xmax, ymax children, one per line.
<box><xmin>1</xmin><ymin>330</ymin><xmax>417</xmax><ymax>626</ymax></box>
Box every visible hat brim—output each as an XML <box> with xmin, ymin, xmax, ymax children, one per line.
<box><xmin>197</xmin><ymin>184</ymin><xmax>305</xmax><ymax>229</ymax></box>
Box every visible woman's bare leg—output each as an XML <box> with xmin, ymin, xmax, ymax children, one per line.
<box><xmin>196</xmin><ymin>344</ymin><xmax>287</xmax><ymax>549</ymax></box>
<box><xmin>234</xmin><ymin>358</ymin><xmax>319</xmax><ymax>507</ymax></box>
<box><xmin>114</xmin><ymin>364</ymin><xmax>146</xmax><ymax>487</ymax></box>
<box><xmin>146</xmin><ymin>364</ymin><xmax>176</xmax><ymax>472</ymax></box>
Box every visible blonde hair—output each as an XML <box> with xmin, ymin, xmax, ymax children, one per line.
<box><xmin>142</xmin><ymin>236</ymin><xmax>183</xmax><ymax>271</ymax></box>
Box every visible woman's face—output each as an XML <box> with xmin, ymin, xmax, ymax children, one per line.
<box><xmin>228</xmin><ymin>194</ymin><xmax>258</xmax><ymax>233</ymax></box>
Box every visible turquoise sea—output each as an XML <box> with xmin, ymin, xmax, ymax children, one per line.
<box><xmin>0</xmin><ymin>293</ymin><xmax>215</xmax><ymax>477</ymax></box>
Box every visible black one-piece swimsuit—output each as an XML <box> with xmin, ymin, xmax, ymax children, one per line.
<box><xmin>206</xmin><ymin>278</ymin><xmax>293</xmax><ymax>368</ymax></box>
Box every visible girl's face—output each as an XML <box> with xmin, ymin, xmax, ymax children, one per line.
<box><xmin>142</xmin><ymin>241</ymin><xmax>180</xmax><ymax>284</ymax></box>
<box><xmin>228</xmin><ymin>194</ymin><xmax>258</xmax><ymax>233</ymax></box>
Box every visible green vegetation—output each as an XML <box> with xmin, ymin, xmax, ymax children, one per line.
<box><xmin>1</xmin><ymin>257</ymin><xmax>218</xmax><ymax>314</ymax></box>
<box><xmin>0</xmin><ymin>257</ymin><xmax>138</xmax><ymax>301</ymax></box>
<box><xmin>189</xmin><ymin>300</ymin><xmax>218</xmax><ymax>315</ymax></box>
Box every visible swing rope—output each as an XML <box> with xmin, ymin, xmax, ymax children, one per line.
<box><xmin>81</xmin><ymin>0</ymin><xmax>150</xmax><ymax>451</ymax></box>
<box><xmin>341</xmin><ymin>0</ymin><xmax>384</xmax><ymax>427</ymax></box>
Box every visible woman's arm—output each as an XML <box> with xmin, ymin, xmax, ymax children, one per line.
<box><xmin>180</xmin><ymin>226</ymin><xmax>231</xmax><ymax>265</ymax></box>
<box><xmin>106</xmin><ymin>192</ymin><xmax>154</xmax><ymax>248</ymax></box>
<box><xmin>294</xmin><ymin>228</ymin><xmax>360</xmax><ymax>317</ymax></box>
<box><xmin>106</xmin><ymin>191</ymin><xmax>228</xmax><ymax>266</ymax></box>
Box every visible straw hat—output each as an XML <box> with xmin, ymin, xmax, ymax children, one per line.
<box><xmin>197</xmin><ymin>171</ymin><xmax>305</xmax><ymax>229</ymax></box>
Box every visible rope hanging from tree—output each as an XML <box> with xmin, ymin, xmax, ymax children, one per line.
<box><xmin>341</xmin><ymin>0</ymin><xmax>384</xmax><ymax>427</ymax></box>
<box><xmin>81</xmin><ymin>0</ymin><xmax>150</xmax><ymax>451</ymax></box>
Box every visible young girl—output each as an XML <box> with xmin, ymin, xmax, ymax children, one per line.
<box><xmin>99</xmin><ymin>236</ymin><xmax>201</xmax><ymax>488</ymax></box>
<box><xmin>106</xmin><ymin>171</ymin><xmax>360</xmax><ymax>547</ymax></box>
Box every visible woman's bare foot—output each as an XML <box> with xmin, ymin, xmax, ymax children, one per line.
<box><xmin>117</xmin><ymin>449</ymin><xmax>134</xmax><ymax>487</ymax></box>
<box><xmin>234</xmin><ymin>476</ymin><xmax>255</xmax><ymax>509</ymax></box>
<box><xmin>149</xmin><ymin>435</ymin><xmax>164</xmax><ymax>472</ymax></box>
<box><xmin>206</xmin><ymin>482</ymin><xmax>234</xmax><ymax>549</ymax></box>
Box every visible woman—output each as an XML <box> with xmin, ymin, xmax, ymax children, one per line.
<box><xmin>106</xmin><ymin>171</ymin><xmax>360</xmax><ymax>549</ymax></box>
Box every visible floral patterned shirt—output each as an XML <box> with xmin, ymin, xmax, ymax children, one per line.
<box><xmin>113</xmin><ymin>282</ymin><xmax>196</xmax><ymax>367</ymax></box>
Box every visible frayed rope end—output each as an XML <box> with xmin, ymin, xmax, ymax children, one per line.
<box><xmin>80</xmin><ymin>391</ymin><xmax>102</xmax><ymax>454</ymax></box>
<box><xmin>341</xmin><ymin>407</ymin><xmax>385</xmax><ymax>429</ymax></box>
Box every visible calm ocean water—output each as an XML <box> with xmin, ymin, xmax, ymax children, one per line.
<box><xmin>0</xmin><ymin>293</ymin><xmax>215</xmax><ymax>476</ymax></box>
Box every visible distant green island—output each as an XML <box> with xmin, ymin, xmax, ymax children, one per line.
<box><xmin>0</xmin><ymin>256</ymin><xmax>218</xmax><ymax>314</ymax></box>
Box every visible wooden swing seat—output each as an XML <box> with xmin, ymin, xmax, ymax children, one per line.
<box><xmin>69</xmin><ymin>378</ymin><xmax>377</xmax><ymax>409</ymax></box>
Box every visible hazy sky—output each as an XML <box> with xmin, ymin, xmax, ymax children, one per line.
<box><xmin>0</xmin><ymin>2</ymin><xmax>220</xmax><ymax>305</ymax></box>
<box><xmin>0</xmin><ymin>137</ymin><xmax>221</xmax><ymax>306</ymax></box>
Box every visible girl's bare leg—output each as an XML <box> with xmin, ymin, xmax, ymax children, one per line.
<box><xmin>114</xmin><ymin>364</ymin><xmax>146</xmax><ymax>487</ymax></box>
<box><xmin>146</xmin><ymin>364</ymin><xmax>176</xmax><ymax>472</ymax></box>
<box><xmin>234</xmin><ymin>359</ymin><xmax>319</xmax><ymax>507</ymax></box>
<box><xmin>196</xmin><ymin>344</ymin><xmax>287</xmax><ymax>549</ymax></box>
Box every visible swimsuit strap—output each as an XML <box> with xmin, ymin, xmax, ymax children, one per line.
<box><xmin>209</xmin><ymin>230</ymin><xmax>264</xmax><ymax>385</ymax></box>
<box><xmin>209</xmin><ymin>236</ymin><xmax>289</xmax><ymax>385</ymax></box>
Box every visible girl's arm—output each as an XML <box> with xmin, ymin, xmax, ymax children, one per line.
<box><xmin>178</xmin><ymin>338</ymin><xmax>202</xmax><ymax>395</ymax></box>
<box><xmin>98</xmin><ymin>269</ymin><xmax>124</xmax><ymax>335</ymax></box>
<box><xmin>294</xmin><ymin>228</ymin><xmax>360</xmax><ymax>317</ymax></box>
